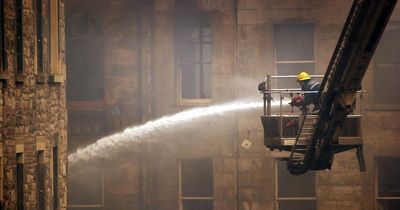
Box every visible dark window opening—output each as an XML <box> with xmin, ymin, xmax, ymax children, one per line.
<box><xmin>180</xmin><ymin>159</ymin><xmax>213</xmax><ymax>210</ymax></box>
<box><xmin>0</xmin><ymin>157</ymin><xmax>3</xmax><ymax>210</ymax></box>
<box><xmin>274</xmin><ymin>23</ymin><xmax>315</xmax><ymax>89</ymax></box>
<box><xmin>377</xmin><ymin>200</ymin><xmax>400</xmax><ymax>210</ymax></box>
<box><xmin>377</xmin><ymin>157</ymin><xmax>400</xmax><ymax>197</ymax></box>
<box><xmin>37</xmin><ymin>151</ymin><xmax>45</xmax><ymax>210</ymax></box>
<box><xmin>68</xmin><ymin>164</ymin><xmax>104</xmax><ymax>206</ymax></box>
<box><xmin>53</xmin><ymin>146</ymin><xmax>59</xmax><ymax>210</ymax></box>
<box><xmin>177</xmin><ymin>27</ymin><xmax>212</xmax><ymax>100</ymax></box>
<box><xmin>175</xmin><ymin>1</ymin><xmax>212</xmax><ymax>101</ymax></box>
<box><xmin>279</xmin><ymin>200</ymin><xmax>316</xmax><ymax>210</ymax></box>
<box><xmin>182</xmin><ymin>200</ymin><xmax>213</xmax><ymax>210</ymax></box>
<box><xmin>68</xmin><ymin>112</ymin><xmax>107</xmax><ymax>137</ymax></box>
<box><xmin>35</xmin><ymin>0</ymin><xmax>44</xmax><ymax>73</ymax></box>
<box><xmin>16</xmin><ymin>0</ymin><xmax>23</xmax><ymax>74</ymax></box>
<box><xmin>16</xmin><ymin>153</ymin><xmax>24</xmax><ymax>210</ymax></box>
<box><xmin>0</xmin><ymin>0</ymin><xmax>6</xmax><ymax>70</ymax></box>
<box><xmin>373</xmin><ymin>27</ymin><xmax>400</xmax><ymax>105</ymax></box>
<box><xmin>46</xmin><ymin>0</ymin><xmax>50</xmax><ymax>70</ymax></box>
<box><xmin>66</xmin><ymin>13</ymin><xmax>105</xmax><ymax>101</ymax></box>
<box><xmin>376</xmin><ymin>157</ymin><xmax>400</xmax><ymax>210</ymax></box>
<box><xmin>277</xmin><ymin>160</ymin><xmax>316</xmax><ymax>210</ymax></box>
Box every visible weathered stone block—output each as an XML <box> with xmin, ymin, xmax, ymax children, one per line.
<box><xmin>158</xmin><ymin>186</ymin><xmax>178</xmax><ymax>201</ymax></box>
<box><xmin>317</xmin><ymin>172</ymin><xmax>367</xmax><ymax>186</ymax></box>
<box><xmin>215</xmin><ymin>200</ymin><xmax>236</xmax><ymax>210</ymax></box>
<box><xmin>215</xmin><ymin>158</ymin><xmax>235</xmax><ymax>172</ymax></box>
<box><xmin>155</xmin><ymin>0</ymin><xmax>174</xmax><ymax>11</ymax></box>
<box><xmin>239</xmin><ymin>187</ymin><xmax>262</xmax><ymax>200</ymax></box>
<box><xmin>318</xmin><ymin>201</ymin><xmax>363</xmax><ymax>210</ymax></box>
<box><xmin>239</xmin><ymin>200</ymin><xmax>274</xmax><ymax>210</ymax></box>
<box><xmin>214</xmin><ymin>186</ymin><xmax>235</xmax><ymax>200</ymax></box>
<box><xmin>242</xmin><ymin>0</ymin><xmax>266</xmax><ymax>9</ymax></box>
<box><xmin>317</xmin><ymin>186</ymin><xmax>363</xmax><ymax>201</ymax></box>
<box><xmin>238</xmin><ymin>10</ymin><xmax>257</xmax><ymax>25</ymax></box>
<box><xmin>215</xmin><ymin>172</ymin><xmax>235</xmax><ymax>187</ymax></box>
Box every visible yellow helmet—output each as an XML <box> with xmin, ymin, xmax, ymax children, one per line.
<box><xmin>297</xmin><ymin>71</ymin><xmax>310</xmax><ymax>81</ymax></box>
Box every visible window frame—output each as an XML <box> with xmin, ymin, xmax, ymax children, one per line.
<box><xmin>16</xmin><ymin>148</ymin><xmax>24</xmax><ymax>210</ymax></box>
<box><xmin>367</xmin><ymin>23</ymin><xmax>400</xmax><ymax>110</ymax></box>
<box><xmin>35</xmin><ymin>0</ymin><xmax>44</xmax><ymax>74</ymax></box>
<box><xmin>0</xmin><ymin>144</ymin><xmax>3</xmax><ymax>207</ymax></box>
<box><xmin>66</xmin><ymin>13</ymin><xmax>105</xmax><ymax>101</ymax></box>
<box><xmin>36</xmin><ymin>149</ymin><xmax>45</xmax><ymax>209</ymax></box>
<box><xmin>49</xmin><ymin>0</ymin><xmax>63</xmax><ymax>83</ymax></box>
<box><xmin>176</xmin><ymin>25</ymin><xmax>213</xmax><ymax>106</ymax></box>
<box><xmin>68</xmin><ymin>167</ymin><xmax>105</xmax><ymax>208</ymax></box>
<box><xmin>273</xmin><ymin>22</ymin><xmax>316</xmax><ymax>89</ymax></box>
<box><xmin>15</xmin><ymin>0</ymin><xmax>24</xmax><ymax>74</ymax></box>
<box><xmin>179</xmin><ymin>158</ymin><xmax>214</xmax><ymax>210</ymax></box>
<box><xmin>375</xmin><ymin>157</ymin><xmax>400</xmax><ymax>210</ymax></box>
<box><xmin>0</xmin><ymin>0</ymin><xmax>5</xmax><ymax>71</ymax></box>
<box><xmin>275</xmin><ymin>159</ymin><xmax>316</xmax><ymax>210</ymax></box>
<box><xmin>52</xmin><ymin>145</ymin><xmax>59</xmax><ymax>209</ymax></box>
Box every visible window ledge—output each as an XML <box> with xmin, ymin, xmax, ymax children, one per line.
<box><xmin>0</xmin><ymin>71</ymin><xmax>10</xmax><ymax>81</ymax></box>
<box><xmin>15</xmin><ymin>74</ymin><xmax>25</xmax><ymax>83</ymax></box>
<box><xmin>365</xmin><ymin>104</ymin><xmax>400</xmax><ymax>111</ymax></box>
<box><xmin>49</xmin><ymin>74</ymin><xmax>64</xmax><ymax>84</ymax></box>
<box><xmin>36</xmin><ymin>74</ymin><xmax>46</xmax><ymax>84</ymax></box>
<box><xmin>178</xmin><ymin>98</ymin><xmax>212</xmax><ymax>106</ymax></box>
<box><xmin>376</xmin><ymin>197</ymin><xmax>400</xmax><ymax>200</ymax></box>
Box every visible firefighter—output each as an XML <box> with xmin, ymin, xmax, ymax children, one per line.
<box><xmin>290</xmin><ymin>71</ymin><xmax>321</xmax><ymax>113</ymax></box>
<box><xmin>287</xmin><ymin>71</ymin><xmax>321</xmax><ymax>127</ymax></box>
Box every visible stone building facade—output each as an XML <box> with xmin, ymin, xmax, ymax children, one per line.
<box><xmin>0</xmin><ymin>0</ymin><xmax>67</xmax><ymax>209</ymax></box>
<box><xmin>66</xmin><ymin>0</ymin><xmax>400</xmax><ymax>210</ymax></box>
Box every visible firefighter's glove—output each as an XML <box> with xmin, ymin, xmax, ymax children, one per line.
<box><xmin>258</xmin><ymin>81</ymin><xmax>266</xmax><ymax>92</ymax></box>
<box><xmin>289</xmin><ymin>95</ymin><xmax>304</xmax><ymax>107</ymax></box>
<box><xmin>286</xmin><ymin>119</ymin><xmax>298</xmax><ymax>127</ymax></box>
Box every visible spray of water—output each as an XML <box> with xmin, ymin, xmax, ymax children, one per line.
<box><xmin>68</xmin><ymin>99</ymin><xmax>290</xmax><ymax>163</ymax></box>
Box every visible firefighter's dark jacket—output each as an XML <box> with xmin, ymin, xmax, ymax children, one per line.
<box><xmin>300</xmin><ymin>79</ymin><xmax>321</xmax><ymax>109</ymax></box>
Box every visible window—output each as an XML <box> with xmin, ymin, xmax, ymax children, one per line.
<box><xmin>276</xmin><ymin>159</ymin><xmax>316</xmax><ymax>210</ymax></box>
<box><xmin>68</xmin><ymin>164</ymin><xmax>104</xmax><ymax>208</ymax></box>
<box><xmin>53</xmin><ymin>146</ymin><xmax>59</xmax><ymax>209</ymax></box>
<box><xmin>0</xmin><ymin>155</ymin><xmax>3</xmax><ymax>208</ymax></box>
<box><xmin>49</xmin><ymin>0</ymin><xmax>59</xmax><ymax>75</ymax></box>
<box><xmin>16</xmin><ymin>0</ymin><xmax>23</xmax><ymax>74</ymax></box>
<box><xmin>376</xmin><ymin>157</ymin><xmax>400</xmax><ymax>210</ymax></box>
<box><xmin>0</xmin><ymin>0</ymin><xmax>5</xmax><ymax>70</ymax></box>
<box><xmin>37</xmin><ymin>151</ymin><xmax>45</xmax><ymax>209</ymax></box>
<box><xmin>373</xmin><ymin>27</ymin><xmax>400</xmax><ymax>105</ymax></box>
<box><xmin>66</xmin><ymin>14</ymin><xmax>105</xmax><ymax>101</ymax></box>
<box><xmin>179</xmin><ymin>159</ymin><xmax>213</xmax><ymax>210</ymax></box>
<box><xmin>274</xmin><ymin>23</ymin><xmax>315</xmax><ymax>89</ymax></box>
<box><xmin>175</xmin><ymin>1</ymin><xmax>212</xmax><ymax>104</ymax></box>
<box><xmin>35</xmin><ymin>0</ymin><xmax>44</xmax><ymax>73</ymax></box>
<box><xmin>16</xmin><ymin>153</ymin><xmax>24</xmax><ymax>210</ymax></box>
<box><xmin>176</xmin><ymin>26</ymin><xmax>212</xmax><ymax>102</ymax></box>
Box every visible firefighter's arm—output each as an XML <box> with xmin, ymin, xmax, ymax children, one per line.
<box><xmin>289</xmin><ymin>95</ymin><xmax>304</xmax><ymax>107</ymax></box>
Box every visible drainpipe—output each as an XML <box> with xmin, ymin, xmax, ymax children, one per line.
<box><xmin>233</xmin><ymin>0</ymin><xmax>239</xmax><ymax>209</ymax></box>
<box><xmin>140</xmin><ymin>1</ymin><xmax>156</xmax><ymax>209</ymax></box>
<box><xmin>137</xmin><ymin>6</ymin><xmax>144</xmax><ymax>123</ymax></box>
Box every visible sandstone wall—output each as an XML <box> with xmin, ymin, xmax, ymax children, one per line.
<box><xmin>1</xmin><ymin>0</ymin><xmax>67</xmax><ymax>209</ymax></box>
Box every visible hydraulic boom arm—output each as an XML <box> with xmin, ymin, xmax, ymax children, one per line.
<box><xmin>287</xmin><ymin>0</ymin><xmax>398</xmax><ymax>175</ymax></box>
